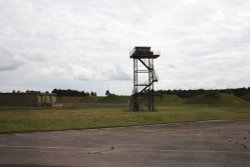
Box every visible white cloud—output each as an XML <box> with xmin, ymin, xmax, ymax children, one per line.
<box><xmin>70</xmin><ymin>65</ymin><xmax>94</xmax><ymax>81</ymax></box>
<box><xmin>70</xmin><ymin>64</ymin><xmax>131</xmax><ymax>81</ymax></box>
<box><xmin>38</xmin><ymin>66</ymin><xmax>67</xmax><ymax>78</ymax></box>
<box><xmin>106</xmin><ymin>65</ymin><xmax>131</xmax><ymax>81</ymax></box>
<box><xmin>0</xmin><ymin>0</ymin><xmax>250</xmax><ymax>94</ymax></box>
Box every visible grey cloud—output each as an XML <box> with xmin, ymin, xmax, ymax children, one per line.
<box><xmin>0</xmin><ymin>49</ymin><xmax>24</xmax><ymax>71</ymax></box>
<box><xmin>167</xmin><ymin>64</ymin><xmax>176</xmax><ymax>69</ymax></box>
<box><xmin>0</xmin><ymin>61</ymin><xmax>23</xmax><ymax>71</ymax></box>
<box><xmin>21</xmin><ymin>53</ymin><xmax>48</xmax><ymax>62</ymax></box>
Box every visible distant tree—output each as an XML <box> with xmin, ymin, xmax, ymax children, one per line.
<box><xmin>105</xmin><ymin>90</ymin><xmax>117</xmax><ymax>97</ymax></box>
<box><xmin>90</xmin><ymin>91</ymin><xmax>97</xmax><ymax>96</ymax></box>
<box><xmin>52</xmin><ymin>88</ymin><xmax>92</xmax><ymax>97</ymax></box>
<box><xmin>105</xmin><ymin>90</ymin><xmax>111</xmax><ymax>96</ymax></box>
<box><xmin>12</xmin><ymin>90</ymin><xmax>16</xmax><ymax>93</ymax></box>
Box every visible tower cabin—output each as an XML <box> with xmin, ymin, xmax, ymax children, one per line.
<box><xmin>130</xmin><ymin>47</ymin><xmax>160</xmax><ymax>59</ymax></box>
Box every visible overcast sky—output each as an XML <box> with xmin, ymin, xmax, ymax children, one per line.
<box><xmin>1</xmin><ymin>0</ymin><xmax>250</xmax><ymax>95</ymax></box>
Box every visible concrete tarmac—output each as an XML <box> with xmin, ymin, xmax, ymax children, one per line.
<box><xmin>0</xmin><ymin>120</ymin><xmax>250</xmax><ymax>167</ymax></box>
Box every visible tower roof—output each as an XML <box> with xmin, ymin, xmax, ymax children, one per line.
<box><xmin>130</xmin><ymin>46</ymin><xmax>160</xmax><ymax>59</ymax></box>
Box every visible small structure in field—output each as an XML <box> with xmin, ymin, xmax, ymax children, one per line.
<box><xmin>130</xmin><ymin>46</ymin><xmax>160</xmax><ymax>111</ymax></box>
<box><xmin>0</xmin><ymin>93</ymin><xmax>56</xmax><ymax>107</ymax></box>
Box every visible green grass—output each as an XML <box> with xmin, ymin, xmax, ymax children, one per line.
<box><xmin>155</xmin><ymin>95</ymin><xmax>184</xmax><ymax>105</ymax></box>
<box><xmin>56</xmin><ymin>96</ymin><xmax>130</xmax><ymax>104</ymax></box>
<box><xmin>186</xmin><ymin>93</ymin><xmax>249</xmax><ymax>106</ymax></box>
<box><xmin>57</xmin><ymin>95</ymin><xmax>183</xmax><ymax>105</ymax></box>
<box><xmin>0</xmin><ymin>105</ymin><xmax>250</xmax><ymax>133</ymax></box>
<box><xmin>241</xmin><ymin>94</ymin><xmax>250</xmax><ymax>103</ymax></box>
<box><xmin>56</xmin><ymin>94</ymin><xmax>250</xmax><ymax>106</ymax></box>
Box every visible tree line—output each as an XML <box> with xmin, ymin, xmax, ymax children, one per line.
<box><xmin>52</xmin><ymin>89</ymin><xmax>97</xmax><ymax>97</ymax></box>
<box><xmin>6</xmin><ymin>87</ymin><xmax>250</xmax><ymax>98</ymax></box>
<box><xmin>155</xmin><ymin>87</ymin><xmax>250</xmax><ymax>98</ymax></box>
<box><xmin>8</xmin><ymin>89</ymin><xmax>97</xmax><ymax>97</ymax></box>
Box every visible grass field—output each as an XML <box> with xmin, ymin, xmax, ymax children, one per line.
<box><xmin>241</xmin><ymin>94</ymin><xmax>250</xmax><ymax>102</ymax></box>
<box><xmin>56</xmin><ymin>93</ymin><xmax>250</xmax><ymax>106</ymax></box>
<box><xmin>186</xmin><ymin>93</ymin><xmax>249</xmax><ymax>106</ymax></box>
<box><xmin>0</xmin><ymin>105</ymin><xmax>250</xmax><ymax>133</ymax></box>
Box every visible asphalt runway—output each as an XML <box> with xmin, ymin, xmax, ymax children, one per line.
<box><xmin>0</xmin><ymin>120</ymin><xmax>250</xmax><ymax>167</ymax></box>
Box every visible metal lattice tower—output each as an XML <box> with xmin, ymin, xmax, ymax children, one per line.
<box><xmin>130</xmin><ymin>46</ymin><xmax>160</xmax><ymax>111</ymax></box>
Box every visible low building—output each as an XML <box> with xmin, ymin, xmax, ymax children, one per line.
<box><xmin>0</xmin><ymin>93</ymin><xmax>56</xmax><ymax>107</ymax></box>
